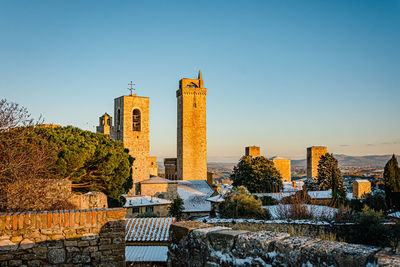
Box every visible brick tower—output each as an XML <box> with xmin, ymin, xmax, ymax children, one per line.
<box><xmin>114</xmin><ymin>94</ymin><xmax>150</xmax><ymax>192</ymax></box>
<box><xmin>306</xmin><ymin>146</ymin><xmax>327</xmax><ymax>180</ymax></box>
<box><xmin>177</xmin><ymin>71</ymin><xmax>207</xmax><ymax>180</ymax></box>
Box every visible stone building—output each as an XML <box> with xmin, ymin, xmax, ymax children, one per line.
<box><xmin>139</xmin><ymin>177</ymin><xmax>178</xmax><ymax>200</ymax></box>
<box><xmin>96</xmin><ymin>113</ymin><xmax>113</xmax><ymax>136</ymax></box>
<box><xmin>164</xmin><ymin>158</ymin><xmax>177</xmax><ymax>180</ymax></box>
<box><xmin>177</xmin><ymin>71</ymin><xmax>207</xmax><ymax>180</ymax></box>
<box><xmin>245</xmin><ymin>146</ymin><xmax>260</xmax><ymax>158</ymax></box>
<box><xmin>306</xmin><ymin>146</ymin><xmax>327</xmax><ymax>180</ymax></box>
<box><xmin>97</xmin><ymin>91</ymin><xmax>158</xmax><ymax>194</ymax></box>
<box><xmin>271</xmin><ymin>156</ymin><xmax>291</xmax><ymax>182</ymax></box>
<box><xmin>353</xmin><ymin>179</ymin><xmax>371</xmax><ymax>199</ymax></box>
<box><xmin>149</xmin><ymin>156</ymin><xmax>158</xmax><ymax>177</ymax></box>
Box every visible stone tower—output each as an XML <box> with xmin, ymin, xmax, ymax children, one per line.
<box><xmin>177</xmin><ymin>71</ymin><xmax>207</xmax><ymax>180</ymax></box>
<box><xmin>306</xmin><ymin>146</ymin><xmax>327</xmax><ymax>180</ymax></box>
<box><xmin>245</xmin><ymin>146</ymin><xmax>260</xmax><ymax>158</ymax></box>
<box><xmin>96</xmin><ymin>113</ymin><xmax>113</xmax><ymax>136</ymax></box>
<box><xmin>270</xmin><ymin>156</ymin><xmax>291</xmax><ymax>182</ymax></box>
<box><xmin>114</xmin><ymin>94</ymin><xmax>150</xmax><ymax>192</ymax></box>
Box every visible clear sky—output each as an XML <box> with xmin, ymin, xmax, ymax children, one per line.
<box><xmin>1</xmin><ymin>0</ymin><xmax>399</xmax><ymax>162</ymax></box>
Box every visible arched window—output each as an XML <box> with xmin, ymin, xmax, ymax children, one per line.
<box><xmin>132</xmin><ymin>109</ymin><xmax>141</xmax><ymax>131</ymax></box>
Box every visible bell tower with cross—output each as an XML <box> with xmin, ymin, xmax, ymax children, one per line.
<box><xmin>113</xmin><ymin>81</ymin><xmax>151</xmax><ymax>193</ymax></box>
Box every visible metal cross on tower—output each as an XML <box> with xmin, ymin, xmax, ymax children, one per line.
<box><xmin>127</xmin><ymin>81</ymin><xmax>135</xmax><ymax>96</ymax></box>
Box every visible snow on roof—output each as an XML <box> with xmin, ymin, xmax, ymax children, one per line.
<box><xmin>270</xmin><ymin>156</ymin><xmax>287</xmax><ymax>160</ymax></box>
<box><xmin>207</xmin><ymin>194</ymin><xmax>225</xmax><ymax>203</ymax></box>
<box><xmin>123</xmin><ymin>196</ymin><xmax>171</xmax><ymax>208</ymax></box>
<box><xmin>125</xmin><ymin>217</ymin><xmax>176</xmax><ymax>242</ymax></box>
<box><xmin>177</xmin><ymin>180</ymin><xmax>214</xmax><ymax>212</ymax></box>
<box><xmin>354</xmin><ymin>179</ymin><xmax>371</xmax><ymax>183</ymax></box>
<box><xmin>125</xmin><ymin>246</ymin><xmax>168</xmax><ymax>262</ymax></box>
<box><xmin>282</xmin><ymin>181</ymin><xmax>304</xmax><ymax>192</ymax></box>
<box><xmin>140</xmin><ymin>177</ymin><xmax>177</xmax><ymax>184</ymax></box>
<box><xmin>308</xmin><ymin>190</ymin><xmax>332</xmax><ymax>199</ymax></box>
<box><xmin>389</xmin><ymin>212</ymin><xmax>400</xmax><ymax>219</ymax></box>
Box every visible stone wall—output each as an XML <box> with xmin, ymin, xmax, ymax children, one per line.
<box><xmin>168</xmin><ymin>221</ymin><xmax>399</xmax><ymax>267</ymax></box>
<box><xmin>0</xmin><ymin>208</ymin><xmax>126</xmax><ymax>266</ymax></box>
<box><xmin>70</xmin><ymin>191</ymin><xmax>108</xmax><ymax>210</ymax></box>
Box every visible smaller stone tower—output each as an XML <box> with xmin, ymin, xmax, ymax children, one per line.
<box><xmin>307</xmin><ymin>146</ymin><xmax>327</xmax><ymax>180</ymax></box>
<box><xmin>245</xmin><ymin>146</ymin><xmax>260</xmax><ymax>158</ymax></box>
<box><xmin>271</xmin><ymin>156</ymin><xmax>291</xmax><ymax>182</ymax></box>
<box><xmin>96</xmin><ymin>113</ymin><xmax>113</xmax><ymax>136</ymax></box>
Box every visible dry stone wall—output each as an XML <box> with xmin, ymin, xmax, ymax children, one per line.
<box><xmin>0</xmin><ymin>208</ymin><xmax>126</xmax><ymax>266</ymax></box>
<box><xmin>168</xmin><ymin>221</ymin><xmax>400</xmax><ymax>267</ymax></box>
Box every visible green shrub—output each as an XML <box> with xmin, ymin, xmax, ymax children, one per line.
<box><xmin>260</xmin><ymin>196</ymin><xmax>277</xmax><ymax>206</ymax></box>
<box><xmin>220</xmin><ymin>186</ymin><xmax>266</xmax><ymax>219</ymax></box>
<box><xmin>364</xmin><ymin>192</ymin><xmax>387</xmax><ymax>212</ymax></box>
<box><xmin>350</xmin><ymin>207</ymin><xmax>391</xmax><ymax>246</ymax></box>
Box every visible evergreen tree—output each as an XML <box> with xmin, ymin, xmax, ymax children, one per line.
<box><xmin>168</xmin><ymin>197</ymin><xmax>184</xmax><ymax>220</ymax></box>
<box><xmin>384</xmin><ymin>155</ymin><xmax>400</xmax><ymax>208</ymax></box>
<box><xmin>316</xmin><ymin>153</ymin><xmax>346</xmax><ymax>200</ymax></box>
<box><xmin>219</xmin><ymin>186</ymin><xmax>266</xmax><ymax>219</ymax></box>
<box><xmin>231</xmin><ymin>156</ymin><xmax>283</xmax><ymax>193</ymax></box>
<box><xmin>32</xmin><ymin>126</ymin><xmax>133</xmax><ymax>206</ymax></box>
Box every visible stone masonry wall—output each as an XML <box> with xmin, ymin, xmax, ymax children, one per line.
<box><xmin>168</xmin><ymin>221</ymin><xmax>399</xmax><ymax>267</ymax></box>
<box><xmin>0</xmin><ymin>208</ymin><xmax>126</xmax><ymax>266</ymax></box>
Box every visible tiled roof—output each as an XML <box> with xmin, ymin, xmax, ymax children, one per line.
<box><xmin>177</xmin><ymin>180</ymin><xmax>214</xmax><ymax>212</ymax></box>
<box><xmin>125</xmin><ymin>246</ymin><xmax>168</xmax><ymax>262</ymax></box>
<box><xmin>125</xmin><ymin>217</ymin><xmax>176</xmax><ymax>242</ymax></box>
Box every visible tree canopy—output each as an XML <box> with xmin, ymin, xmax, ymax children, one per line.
<box><xmin>32</xmin><ymin>126</ymin><xmax>133</xmax><ymax>206</ymax></box>
<box><xmin>168</xmin><ymin>197</ymin><xmax>184</xmax><ymax>220</ymax></box>
<box><xmin>316</xmin><ymin>153</ymin><xmax>346</xmax><ymax>200</ymax></box>
<box><xmin>384</xmin><ymin>155</ymin><xmax>400</xmax><ymax>209</ymax></box>
<box><xmin>219</xmin><ymin>186</ymin><xmax>266</xmax><ymax>219</ymax></box>
<box><xmin>231</xmin><ymin>156</ymin><xmax>283</xmax><ymax>193</ymax></box>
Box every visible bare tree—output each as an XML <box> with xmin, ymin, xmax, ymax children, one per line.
<box><xmin>0</xmin><ymin>99</ymin><xmax>74</xmax><ymax>211</ymax></box>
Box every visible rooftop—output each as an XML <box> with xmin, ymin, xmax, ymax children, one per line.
<box><xmin>125</xmin><ymin>246</ymin><xmax>168</xmax><ymax>263</ymax></box>
<box><xmin>123</xmin><ymin>196</ymin><xmax>171</xmax><ymax>208</ymax></box>
<box><xmin>125</xmin><ymin>217</ymin><xmax>176</xmax><ymax>242</ymax></box>
<box><xmin>177</xmin><ymin>180</ymin><xmax>214</xmax><ymax>212</ymax></box>
<box><xmin>140</xmin><ymin>176</ymin><xmax>177</xmax><ymax>184</ymax></box>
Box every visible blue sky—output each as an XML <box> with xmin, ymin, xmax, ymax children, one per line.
<box><xmin>1</xmin><ymin>0</ymin><xmax>399</xmax><ymax>161</ymax></box>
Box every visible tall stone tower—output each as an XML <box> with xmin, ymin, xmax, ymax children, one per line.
<box><xmin>306</xmin><ymin>146</ymin><xmax>327</xmax><ymax>180</ymax></box>
<box><xmin>114</xmin><ymin>94</ymin><xmax>150</xmax><ymax>192</ymax></box>
<box><xmin>177</xmin><ymin>71</ymin><xmax>207</xmax><ymax>180</ymax></box>
<box><xmin>245</xmin><ymin>146</ymin><xmax>260</xmax><ymax>158</ymax></box>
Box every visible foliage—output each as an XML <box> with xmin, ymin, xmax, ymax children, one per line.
<box><xmin>316</xmin><ymin>153</ymin><xmax>346</xmax><ymax>200</ymax></box>
<box><xmin>260</xmin><ymin>195</ymin><xmax>278</xmax><ymax>206</ymax></box>
<box><xmin>384</xmin><ymin>155</ymin><xmax>400</xmax><ymax>209</ymax></box>
<box><xmin>168</xmin><ymin>197</ymin><xmax>184</xmax><ymax>220</ymax></box>
<box><xmin>219</xmin><ymin>186</ymin><xmax>268</xmax><ymax>219</ymax></box>
<box><xmin>347</xmin><ymin>199</ymin><xmax>364</xmax><ymax>212</ymax></box>
<box><xmin>136</xmin><ymin>212</ymin><xmax>159</xmax><ymax>218</ymax></box>
<box><xmin>364</xmin><ymin>192</ymin><xmax>386</xmax><ymax>212</ymax></box>
<box><xmin>0</xmin><ymin>99</ymin><xmax>68</xmax><ymax>211</ymax></box>
<box><xmin>231</xmin><ymin>156</ymin><xmax>283</xmax><ymax>193</ymax></box>
<box><xmin>350</xmin><ymin>206</ymin><xmax>392</xmax><ymax>247</ymax></box>
<box><xmin>31</xmin><ymin>126</ymin><xmax>133</xmax><ymax>207</ymax></box>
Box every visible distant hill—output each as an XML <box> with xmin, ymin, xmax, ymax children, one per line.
<box><xmin>292</xmin><ymin>154</ymin><xmax>399</xmax><ymax>168</ymax></box>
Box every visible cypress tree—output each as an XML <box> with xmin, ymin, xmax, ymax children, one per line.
<box><xmin>316</xmin><ymin>153</ymin><xmax>346</xmax><ymax>200</ymax></box>
<box><xmin>384</xmin><ymin>155</ymin><xmax>400</xmax><ymax>208</ymax></box>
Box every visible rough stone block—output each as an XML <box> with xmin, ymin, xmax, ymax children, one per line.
<box><xmin>332</xmin><ymin>243</ymin><xmax>380</xmax><ymax>267</ymax></box>
<box><xmin>208</xmin><ymin>229</ymin><xmax>248</xmax><ymax>253</ymax></box>
<box><xmin>19</xmin><ymin>239</ymin><xmax>35</xmax><ymax>250</ymax></box>
<box><xmin>48</xmin><ymin>248</ymin><xmax>66</xmax><ymax>264</ymax></box>
<box><xmin>0</xmin><ymin>239</ymin><xmax>18</xmax><ymax>251</ymax></box>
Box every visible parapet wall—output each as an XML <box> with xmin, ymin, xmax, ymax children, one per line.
<box><xmin>0</xmin><ymin>208</ymin><xmax>126</xmax><ymax>266</ymax></box>
<box><xmin>168</xmin><ymin>221</ymin><xmax>399</xmax><ymax>267</ymax></box>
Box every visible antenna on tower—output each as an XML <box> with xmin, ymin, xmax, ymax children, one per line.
<box><xmin>127</xmin><ymin>81</ymin><xmax>135</xmax><ymax>96</ymax></box>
